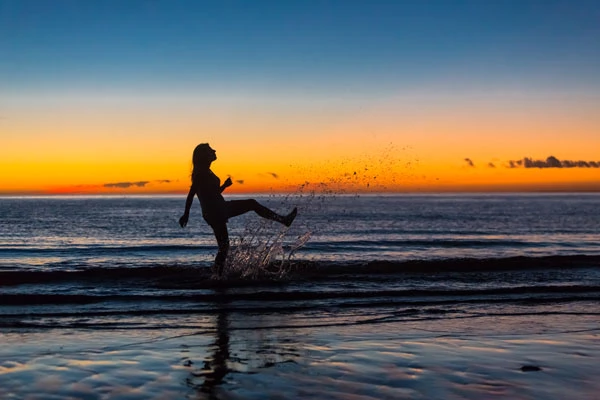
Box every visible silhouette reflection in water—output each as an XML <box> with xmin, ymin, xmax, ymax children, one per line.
<box><xmin>183</xmin><ymin>292</ymin><xmax>305</xmax><ymax>398</ymax></box>
<box><xmin>186</xmin><ymin>293</ymin><xmax>231</xmax><ymax>398</ymax></box>
<box><xmin>200</xmin><ymin>311</ymin><xmax>230</xmax><ymax>396</ymax></box>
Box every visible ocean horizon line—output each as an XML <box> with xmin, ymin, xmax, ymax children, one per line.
<box><xmin>1</xmin><ymin>190</ymin><xmax>600</xmax><ymax>199</ymax></box>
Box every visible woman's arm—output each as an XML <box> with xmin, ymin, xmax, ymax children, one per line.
<box><xmin>179</xmin><ymin>183</ymin><xmax>197</xmax><ymax>227</ymax></box>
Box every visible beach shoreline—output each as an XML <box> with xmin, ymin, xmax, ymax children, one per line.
<box><xmin>1</xmin><ymin>304</ymin><xmax>598</xmax><ymax>399</ymax></box>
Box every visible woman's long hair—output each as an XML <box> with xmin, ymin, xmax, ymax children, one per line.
<box><xmin>191</xmin><ymin>143</ymin><xmax>212</xmax><ymax>183</ymax></box>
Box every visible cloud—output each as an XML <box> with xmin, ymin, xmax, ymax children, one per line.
<box><xmin>103</xmin><ymin>179</ymin><xmax>174</xmax><ymax>189</ymax></box>
<box><xmin>225</xmin><ymin>174</ymin><xmax>244</xmax><ymax>184</ymax></box>
<box><xmin>488</xmin><ymin>162</ymin><xmax>496</xmax><ymax>168</ymax></box>
<box><xmin>561</xmin><ymin>160</ymin><xmax>599</xmax><ymax>168</ymax></box>
<box><xmin>256</xmin><ymin>172</ymin><xmax>279</xmax><ymax>180</ymax></box>
<box><xmin>259</xmin><ymin>172</ymin><xmax>280</xmax><ymax>179</ymax></box>
<box><xmin>508</xmin><ymin>159</ymin><xmax>526</xmax><ymax>168</ymax></box>
<box><xmin>464</xmin><ymin>158</ymin><xmax>475</xmax><ymax>167</ymax></box>
<box><xmin>104</xmin><ymin>181</ymin><xmax>149</xmax><ymax>189</ymax></box>
<box><xmin>508</xmin><ymin>156</ymin><xmax>600</xmax><ymax>169</ymax></box>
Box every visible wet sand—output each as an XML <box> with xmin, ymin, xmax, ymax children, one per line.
<box><xmin>1</xmin><ymin>310</ymin><xmax>598</xmax><ymax>399</ymax></box>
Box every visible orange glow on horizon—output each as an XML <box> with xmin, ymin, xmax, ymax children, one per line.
<box><xmin>1</xmin><ymin>90</ymin><xmax>598</xmax><ymax>195</ymax></box>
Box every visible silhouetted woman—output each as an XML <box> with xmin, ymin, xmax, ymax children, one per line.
<box><xmin>179</xmin><ymin>143</ymin><xmax>297</xmax><ymax>276</ymax></box>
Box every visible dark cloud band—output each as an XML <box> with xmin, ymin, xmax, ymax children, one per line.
<box><xmin>509</xmin><ymin>156</ymin><xmax>600</xmax><ymax>169</ymax></box>
<box><xmin>103</xmin><ymin>180</ymin><xmax>173</xmax><ymax>189</ymax></box>
<box><xmin>104</xmin><ymin>181</ymin><xmax>149</xmax><ymax>189</ymax></box>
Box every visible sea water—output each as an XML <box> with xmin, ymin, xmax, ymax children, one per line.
<box><xmin>0</xmin><ymin>194</ymin><xmax>600</xmax><ymax>312</ymax></box>
<box><xmin>1</xmin><ymin>194</ymin><xmax>599</xmax><ymax>398</ymax></box>
<box><xmin>1</xmin><ymin>193</ymin><xmax>599</xmax><ymax>314</ymax></box>
<box><xmin>1</xmin><ymin>193</ymin><xmax>599</xmax><ymax>272</ymax></box>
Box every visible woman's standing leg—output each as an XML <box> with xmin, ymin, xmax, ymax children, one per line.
<box><xmin>210</xmin><ymin>222</ymin><xmax>229</xmax><ymax>276</ymax></box>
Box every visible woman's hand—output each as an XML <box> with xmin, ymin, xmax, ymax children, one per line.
<box><xmin>179</xmin><ymin>213</ymin><xmax>189</xmax><ymax>228</ymax></box>
<box><xmin>220</xmin><ymin>177</ymin><xmax>233</xmax><ymax>193</ymax></box>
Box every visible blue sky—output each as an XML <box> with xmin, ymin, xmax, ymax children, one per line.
<box><xmin>2</xmin><ymin>0</ymin><xmax>599</xmax><ymax>95</ymax></box>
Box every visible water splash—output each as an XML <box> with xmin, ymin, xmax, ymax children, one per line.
<box><xmin>221</xmin><ymin>182</ymin><xmax>338</xmax><ymax>279</ymax></box>
<box><xmin>220</xmin><ymin>182</ymin><xmax>357</xmax><ymax>280</ymax></box>
<box><xmin>224</xmin><ymin>221</ymin><xmax>311</xmax><ymax>280</ymax></box>
<box><xmin>221</xmin><ymin>142</ymin><xmax>419</xmax><ymax>279</ymax></box>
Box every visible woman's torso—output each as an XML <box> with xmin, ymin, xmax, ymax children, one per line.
<box><xmin>194</xmin><ymin>169</ymin><xmax>227</xmax><ymax>224</ymax></box>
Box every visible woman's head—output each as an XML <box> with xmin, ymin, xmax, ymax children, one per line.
<box><xmin>191</xmin><ymin>143</ymin><xmax>216</xmax><ymax>180</ymax></box>
<box><xmin>192</xmin><ymin>143</ymin><xmax>216</xmax><ymax>166</ymax></box>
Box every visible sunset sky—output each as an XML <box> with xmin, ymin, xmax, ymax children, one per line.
<box><xmin>1</xmin><ymin>0</ymin><xmax>599</xmax><ymax>194</ymax></box>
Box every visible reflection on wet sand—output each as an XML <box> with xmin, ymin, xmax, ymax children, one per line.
<box><xmin>184</xmin><ymin>295</ymin><xmax>307</xmax><ymax>398</ymax></box>
<box><xmin>0</xmin><ymin>309</ymin><xmax>599</xmax><ymax>399</ymax></box>
<box><xmin>199</xmin><ymin>310</ymin><xmax>230</xmax><ymax>396</ymax></box>
<box><xmin>186</xmin><ymin>294</ymin><xmax>231</xmax><ymax>398</ymax></box>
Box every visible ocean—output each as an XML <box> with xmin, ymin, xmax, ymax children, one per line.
<box><xmin>3</xmin><ymin>193</ymin><xmax>600</xmax><ymax>267</ymax></box>
<box><xmin>1</xmin><ymin>194</ymin><xmax>599</xmax><ymax>399</ymax></box>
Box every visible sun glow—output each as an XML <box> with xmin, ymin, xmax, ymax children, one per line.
<box><xmin>1</xmin><ymin>89</ymin><xmax>598</xmax><ymax>195</ymax></box>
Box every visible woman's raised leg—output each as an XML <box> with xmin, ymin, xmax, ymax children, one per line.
<box><xmin>227</xmin><ymin>199</ymin><xmax>296</xmax><ymax>226</ymax></box>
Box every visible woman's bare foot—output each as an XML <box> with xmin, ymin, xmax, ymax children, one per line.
<box><xmin>283</xmin><ymin>207</ymin><xmax>297</xmax><ymax>227</ymax></box>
